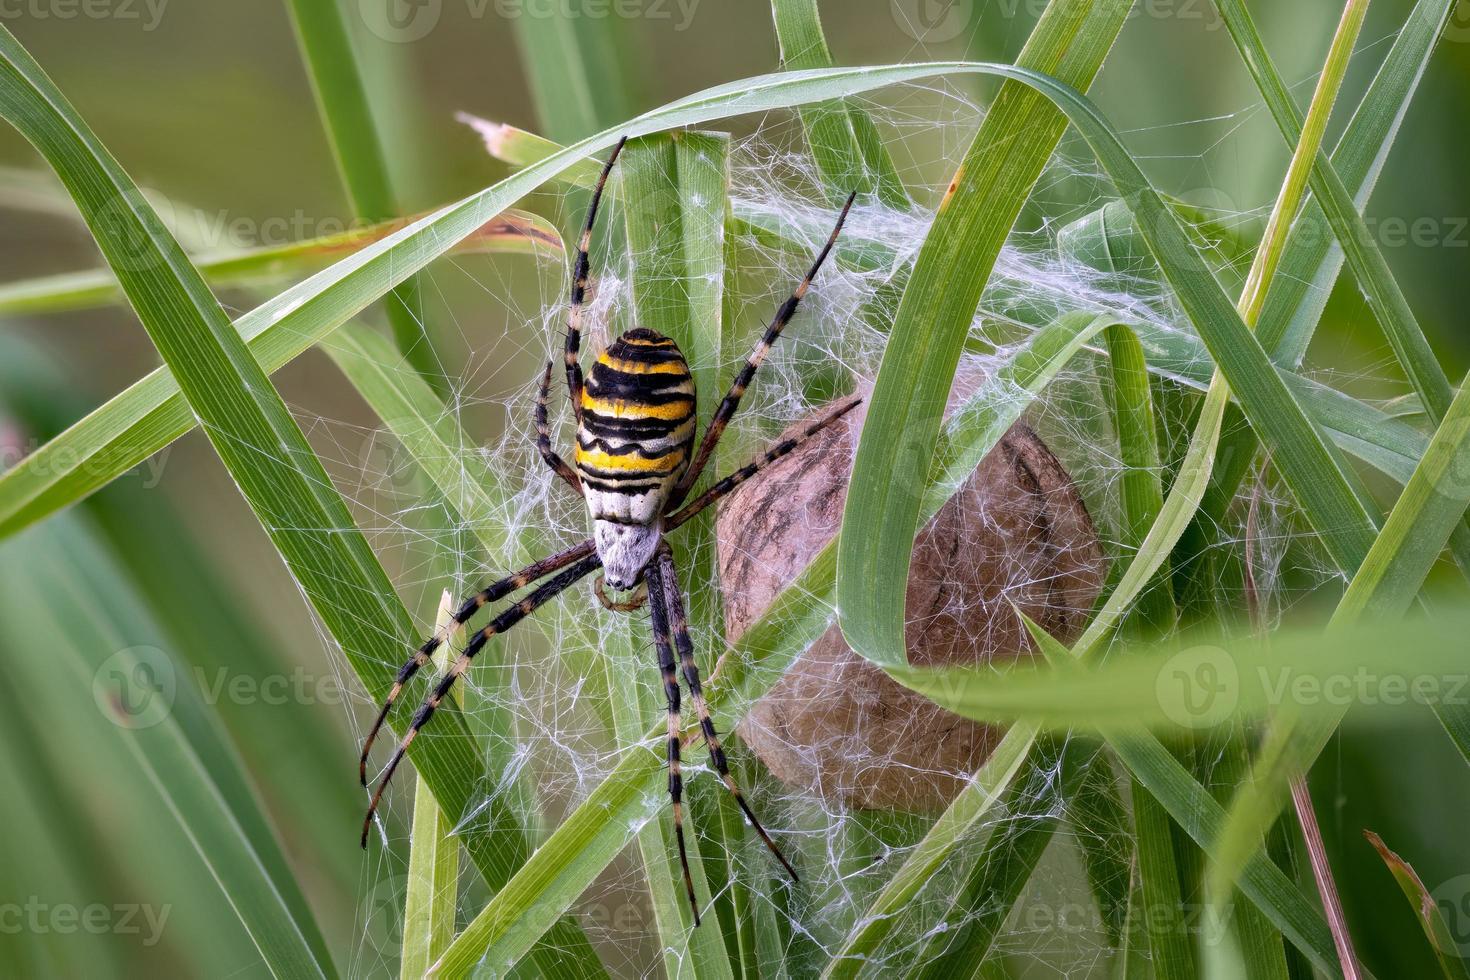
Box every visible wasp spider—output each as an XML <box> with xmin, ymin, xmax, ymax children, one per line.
<box><xmin>359</xmin><ymin>136</ymin><xmax>857</xmax><ymax>925</ymax></box>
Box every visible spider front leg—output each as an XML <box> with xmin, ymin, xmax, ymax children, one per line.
<box><xmin>360</xmin><ymin>553</ymin><xmax>602</xmax><ymax>846</ymax></box>
<box><xmin>668</xmin><ymin>191</ymin><xmax>856</xmax><ymax>508</ymax></box>
<box><xmin>650</xmin><ymin>547</ymin><xmax>799</xmax><ymax>884</ymax></box>
<box><xmin>564</xmin><ymin>135</ymin><xmax>627</xmax><ymax>424</ymax></box>
<box><xmin>535</xmin><ymin>360</ymin><xmax>582</xmax><ymax>494</ymax></box>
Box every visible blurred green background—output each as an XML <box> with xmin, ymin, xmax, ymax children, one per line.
<box><xmin>1</xmin><ymin>0</ymin><xmax>1469</xmax><ymax>976</ymax></box>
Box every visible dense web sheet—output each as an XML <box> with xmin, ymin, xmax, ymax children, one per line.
<box><xmin>294</xmin><ymin>76</ymin><xmax>1366</xmax><ymax>976</ymax></box>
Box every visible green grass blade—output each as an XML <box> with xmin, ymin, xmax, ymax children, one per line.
<box><xmin>400</xmin><ymin>591</ymin><xmax>464</xmax><ymax>980</ymax></box>
<box><xmin>1214</xmin><ymin>0</ymin><xmax>1456</xmax><ymax>429</ymax></box>
<box><xmin>0</xmin><ymin>514</ymin><xmax>335</xmax><ymax>976</ymax></box>
<box><xmin>613</xmin><ymin>131</ymin><xmax>736</xmax><ymax>972</ymax></box>
<box><xmin>509</xmin><ymin>0</ymin><xmax>639</xmax><ymax>143</ymax></box>
<box><xmin>1100</xmin><ymin>323</ymin><xmax>1196</xmax><ymax>978</ymax></box>
<box><xmin>1206</xmin><ymin>369</ymin><xmax>1470</xmax><ymax>911</ymax></box>
<box><xmin>838</xmin><ymin>0</ymin><xmax>1132</xmax><ymax>669</ymax></box>
<box><xmin>1254</xmin><ymin>0</ymin><xmax>1456</xmax><ymax>366</ymax></box>
<box><xmin>769</xmin><ymin>0</ymin><xmax>908</xmax><ymax>207</ymax></box>
<box><xmin>0</xmin><ymin>208</ymin><xmax>557</xmax><ymax>316</ymax></box>
<box><xmin>284</xmin><ymin>0</ymin><xmax>441</xmax><ymax>389</ymax></box>
<box><xmin>0</xmin><ymin>17</ymin><xmax>540</xmax><ymax>945</ymax></box>
<box><xmin>1364</xmin><ymin>831</ymin><xmax>1470</xmax><ymax>980</ymax></box>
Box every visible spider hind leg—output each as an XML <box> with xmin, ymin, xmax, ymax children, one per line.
<box><xmin>649</xmin><ymin>546</ymin><xmax>799</xmax><ymax>887</ymax></box>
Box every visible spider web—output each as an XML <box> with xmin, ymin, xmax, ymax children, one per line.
<box><xmin>279</xmin><ymin>66</ymin><xmax>1387</xmax><ymax>977</ymax></box>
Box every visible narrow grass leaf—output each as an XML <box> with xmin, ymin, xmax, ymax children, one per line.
<box><xmin>1207</xmin><ymin>369</ymin><xmax>1470</xmax><ymax>909</ymax></box>
<box><xmin>284</xmin><ymin>0</ymin><xmax>442</xmax><ymax>389</ymax></box>
<box><xmin>0</xmin><ymin>208</ymin><xmax>557</xmax><ymax>317</ymax></box>
<box><xmin>1364</xmin><ymin>831</ymin><xmax>1470</xmax><ymax>980</ymax></box>
<box><xmin>769</xmin><ymin>0</ymin><xmax>908</xmax><ymax>207</ymax></box>
<box><xmin>400</xmin><ymin>591</ymin><xmax>464</xmax><ymax>980</ymax></box>
<box><xmin>838</xmin><ymin>0</ymin><xmax>1132</xmax><ymax>669</ymax></box>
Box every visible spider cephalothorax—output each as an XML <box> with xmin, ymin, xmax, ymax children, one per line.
<box><xmin>359</xmin><ymin>135</ymin><xmax>856</xmax><ymax>926</ymax></box>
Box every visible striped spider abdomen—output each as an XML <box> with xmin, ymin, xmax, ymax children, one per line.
<box><xmin>575</xmin><ymin>327</ymin><xmax>696</xmax><ymax>587</ymax></box>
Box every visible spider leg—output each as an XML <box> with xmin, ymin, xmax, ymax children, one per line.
<box><xmin>668</xmin><ymin>192</ymin><xmax>856</xmax><ymax>508</ymax></box>
<box><xmin>535</xmin><ymin>361</ymin><xmax>583</xmax><ymax>494</ymax></box>
<box><xmin>358</xmin><ymin>539</ymin><xmax>596</xmax><ymax>786</ymax></box>
<box><xmin>652</xmin><ymin>547</ymin><xmax>799</xmax><ymax>884</ymax></box>
<box><xmin>362</xmin><ymin>553</ymin><xmax>602</xmax><ymax>846</ymax></box>
<box><xmin>566</xmin><ymin>136</ymin><xmax>628</xmax><ymax>425</ymax></box>
<box><xmin>645</xmin><ymin>551</ymin><xmax>701</xmax><ymax>926</ymax></box>
<box><xmin>665</xmin><ymin>395</ymin><xmax>862</xmax><ymax>533</ymax></box>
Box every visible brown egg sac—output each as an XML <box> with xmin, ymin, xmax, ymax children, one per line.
<box><xmin>717</xmin><ymin>397</ymin><xmax>1106</xmax><ymax>813</ymax></box>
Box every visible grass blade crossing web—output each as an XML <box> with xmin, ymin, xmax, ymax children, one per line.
<box><xmin>769</xmin><ymin>0</ymin><xmax>908</xmax><ymax>207</ymax></box>
<box><xmin>611</xmin><ymin>131</ymin><xmax>737</xmax><ymax>968</ymax></box>
<box><xmin>837</xmin><ymin>0</ymin><xmax>1131</xmax><ymax>670</ymax></box>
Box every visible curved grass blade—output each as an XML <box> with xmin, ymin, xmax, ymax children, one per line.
<box><xmin>1205</xmin><ymin>369</ymin><xmax>1470</xmax><ymax>914</ymax></box>
<box><xmin>0</xmin><ymin>57</ymin><xmax>1424</xmax><ymax>545</ymax></box>
<box><xmin>837</xmin><ymin>0</ymin><xmax>1131</xmax><ymax>669</ymax></box>
<box><xmin>1253</xmin><ymin>0</ymin><xmax>1456</xmax><ymax>367</ymax></box>
<box><xmin>1214</xmin><ymin>0</ymin><xmax>1455</xmax><ymax>428</ymax></box>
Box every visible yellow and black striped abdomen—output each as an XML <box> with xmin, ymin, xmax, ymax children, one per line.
<box><xmin>576</xmin><ymin>328</ymin><xmax>696</xmax><ymax>524</ymax></box>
